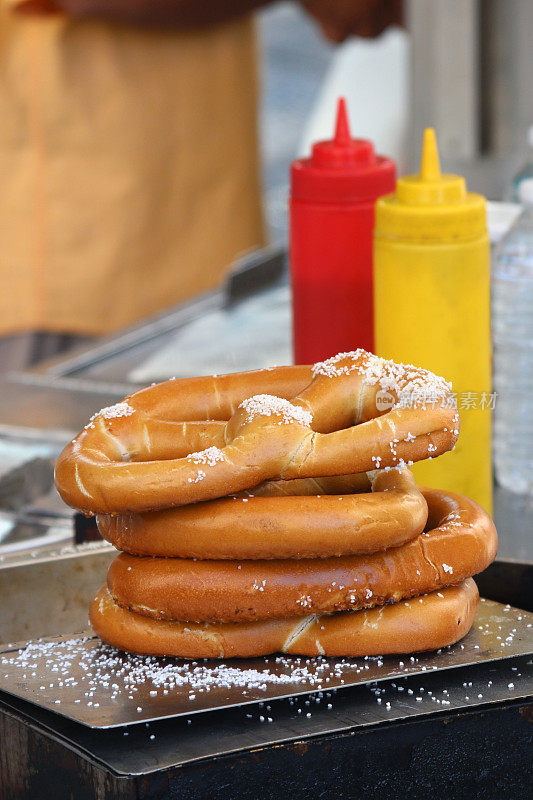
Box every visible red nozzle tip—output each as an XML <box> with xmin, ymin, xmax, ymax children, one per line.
<box><xmin>334</xmin><ymin>97</ymin><xmax>351</xmax><ymax>145</ymax></box>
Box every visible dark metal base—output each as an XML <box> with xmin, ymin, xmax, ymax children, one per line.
<box><xmin>0</xmin><ymin>696</ymin><xmax>530</xmax><ymax>800</ymax></box>
<box><xmin>167</xmin><ymin>702</ymin><xmax>533</xmax><ymax>800</ymax></box>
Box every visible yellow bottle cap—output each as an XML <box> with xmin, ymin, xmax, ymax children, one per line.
<box><xmin>375</xmin><ymin>129</ymin><xmax>487</xmax><ymax>241</ymax></box>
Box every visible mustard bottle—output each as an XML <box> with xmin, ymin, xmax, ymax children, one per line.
<box><xmin>374</xmin><ymin>129</ymin><xmax>492</xmax><ymax>512</ymax></box>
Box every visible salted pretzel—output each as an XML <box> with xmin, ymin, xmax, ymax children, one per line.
<box><xmin>98</xmin><ymin>467</ymin><xmax>428</xmax><ymax>560</ymax></box>
<box><xmin>55</xmin><ymin>350</ymin><xmax>459</xmax><ymax>514</ymax></box>
<box><xmin>90</xmin><ymin>579</ymin><xmax>479</xmax><ymax>659</ymax></box>
<box><xmin>107</xmin><ymin>488</ymin><xmax>496</xmax><ymax>623</ymax></box>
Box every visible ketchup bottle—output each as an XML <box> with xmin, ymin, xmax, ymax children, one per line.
<box><xmin>290</xmin><ymin>98</ymin><xmax>395</xmax><ymax>362</ymax></box>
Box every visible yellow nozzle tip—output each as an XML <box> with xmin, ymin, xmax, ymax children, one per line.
<box><xmin>420</xmin><ymin>128</ymin><xmax>441</xmax><ymax>181</ymax></box>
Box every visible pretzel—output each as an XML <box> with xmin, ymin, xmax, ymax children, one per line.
<box><xmin>98</xmin><ymin>467</ymin><xmax>428</xmax><ymax>560</ymax></box>
<box><xmin>90</xmin><ymin>579</ymin><xmax>479</xmax><ymax>659</ymax></box>
<box><xmin>107</xmin><ymin>487</ymin><xmax>496</xmax><ymax>623</ymax></box>
<box><xmin>55</xmin><ymin>350</ymin><xmax>459</xmax><ymax>514</ymax></box>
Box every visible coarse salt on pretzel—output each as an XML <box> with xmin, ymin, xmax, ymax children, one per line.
<box><xmin>106</xmin><ymin>488</ymin><xmax>496</xmax><ymax>623</ymax></box>
<box><xmin>90</xmin><ymin>579</ymin><xmax>479</xmax><ymax>659</ymax></box>
<box><xmin>98</xmin><ymin>467</ymin><xmax>428</xmax><ymax>560</ymax></box>
<box><xmin>55</xmin><ymin>349</ymin><xmax>459</xmax><ymax>514</ymax></box>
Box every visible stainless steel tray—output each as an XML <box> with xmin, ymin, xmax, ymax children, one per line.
<box><xmin>0</xmin><ymin>247</ymin><xmax>288</xmax><ymax>444</ymax></box>
<box><xmin>0</xmin><ymin>598</ymin><xmax>531</xmax><ymax>730</ymax></box>
<box><xmin>0</xmin><ymin>653</ymin><xmax>530</xmax><ymax>778</ymax></box>
<box><xmin>0</xmin><ymin>439</ymin><xmax>73</xmax><ymax>556</ymax></box>
<box><xmin>29</xmin><ymin>245</ymin><xmax>289</xmax><ymax>390</ymax></box>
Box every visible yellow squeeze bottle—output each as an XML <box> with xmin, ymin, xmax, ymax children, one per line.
<box><xmin>373</xmin><ymin>129</ymin><xmax>492</xmax><ymax>512</ymax></box>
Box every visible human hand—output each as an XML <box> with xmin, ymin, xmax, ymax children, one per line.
<box><xmin>302</xmin><ymin>0</ymin><xmax>403</xmax><ymax>43</ymax></box>
<box><xmin>12</xmin><ymin>0</ymin><xmax>272</xmax><ymax>26</ymax></box>
<box><xmin>14</xmin><ymin>0</ymin><xmax>60</xmax><ymax>13</ymax></box>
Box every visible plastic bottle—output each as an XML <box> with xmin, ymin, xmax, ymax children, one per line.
<box><xmin>492</xmin><ymin>178</ymin><xmax>533</xmax><ymax>494</ymax></box>
<box><xmin>374</xmin><ymin>129</ymin><xmax>492</xmax><ymax>513</ymax></box>
<box><xmin>290</xmin><ymin>98</ymin><xmax>395</xmax><ymax>363</ymax></box>
<box><xmin>509</xmin><ymin>126</ymin><xmax>533</xmax><ymax>203</ymax></box>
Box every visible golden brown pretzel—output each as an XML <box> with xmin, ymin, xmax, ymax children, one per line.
<box><xmin>55</xmin><ymin>350</ymin><xmax>458</xmax><ymax>514</ymax></box>
<box><xmin>90</xmin><ymin>579</ymin><xmax>479</xmax><ymax>659</ymax></box>
<box><xmin>107</xmin><ymin>488</ymin><xmax>496</xmax><ymax>623</ymax></box>
<box><xmin>98</xmin><ymin>468</ymin><xmax>428</xmax><ymax>560</ymax></box>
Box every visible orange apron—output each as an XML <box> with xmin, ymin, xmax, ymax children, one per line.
<box><xmin>0</xmin><ymin>4</ymin><xmax>265</xmax><ymax>335</ymax></box>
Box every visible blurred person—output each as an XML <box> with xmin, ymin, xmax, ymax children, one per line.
<box><xmin>0</xmin><ymin>0</ymin><xmax>402</xmax><ymax>361</ymax></box>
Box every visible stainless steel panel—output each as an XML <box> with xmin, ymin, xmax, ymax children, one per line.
<box><xmin>483</xmin><ymin>0</ymin><xmax>533</xmax><ymax>157</ymax></box>
<box><xmin>0</xmin><ymin>381</ymin><xmax>122</xmax><ymax>440</ymax></box>
<box><xmin>407</xmin><ymin>0</ymin><xmax>533</xmax><ymax>196</ymax></box>
<box><xmin>0</xmin><ymin>541</ymin><xmax>114</xmax><ymax>643</ymax></box>
<box><xmin>408</xmin><ymin>0</ymin><xmax>480</xmax><ymax>162</ymax></box>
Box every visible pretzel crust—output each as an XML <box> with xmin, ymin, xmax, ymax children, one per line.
<box><xmin>55</xmin><ymin>351</ymin><xmax>459</xmax><ymax>514</ymax></box>
<box><xmin>106</xmin><ymin>488</ymin><xmax>496</xmax><ymax>623</ymax></box>
<box><xmin>90</xmin><ymin>579</ymin><xmax>479</xmax><ymax>659</ymax></box>
<box><xmin>97</xmin><ymin>468</ymin><xmax>428</xmax><ymax>560</ymax></box>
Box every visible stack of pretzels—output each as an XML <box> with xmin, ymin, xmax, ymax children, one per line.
<box><xmin>55</xmin><ymin>350</ymin><xmax>497</xmax><ymax>658</ymax></box>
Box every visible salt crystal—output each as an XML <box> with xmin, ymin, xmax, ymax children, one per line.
<box><xmin>311</xmin><ymin>350</ymin><xmax>453</xmax><ymax>410</ymax></box>
<box><xmin>239</xmin><ymin>395</ymin><xmax>313</xmax><ymax>427</ymax></box>
<box><xmin>186</xmin><ymin>447</ymin><xmax>225</xmax><ymax>467</ymax></box>
<box><xmin>89</xmin><ymin>402</ymin><xmax>135</xmax><ymax>424</ymax></box>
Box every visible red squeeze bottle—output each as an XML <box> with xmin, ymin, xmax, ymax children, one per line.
<box><xmin>290</xmin><ymin>98</ymin><xmax>396</xmax><ymax>362</ymax></box>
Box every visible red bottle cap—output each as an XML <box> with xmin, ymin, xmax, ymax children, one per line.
<box><xmin>291</xmin><ymin>98</ymin><xmax>396</xmax><ymax>204</ymax></box>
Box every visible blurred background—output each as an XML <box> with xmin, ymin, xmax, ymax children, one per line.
<box><xmin>1</xmin><ymin>0</ymin><xmax>532</xmax><ymax>365</ymax></box>
<box><xmin>262</xmin><ymin>0</ymin><xmax>533</xmax><ymax>234</ymax></box>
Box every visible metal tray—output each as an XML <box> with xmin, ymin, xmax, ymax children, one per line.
<box><xmin>1</xmin><ymin>653</ymin><xmax>530</xmax><ymax>779</ymax></box>
<box><xmin>0</xmin><ymin>598</ymin><xmax>531</xmax><ymax>730</ymax></box>
<box><xmin>0</xmin><ymin>439</ymin><xmax>73</xmax><ymax>556</ymax></box>
<box><xmin>28</xmin><ymin>245</ymin><xmax>289</xmax><ymax>391</ymax></box>
<box><xmin>0</xmin><ymin>247</ymin><xmax>289</xmax><ymax>447</ymax></box>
